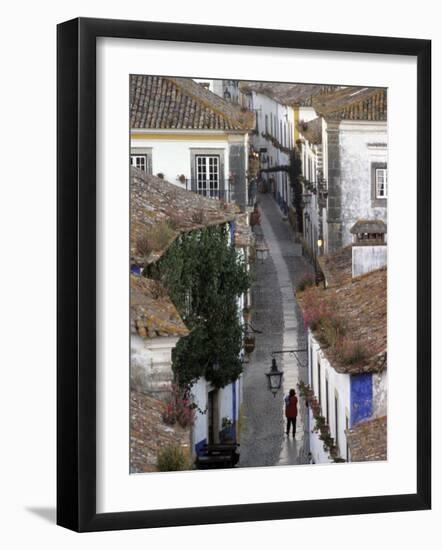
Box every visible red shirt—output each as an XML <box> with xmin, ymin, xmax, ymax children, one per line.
<box><xmin>285</xmin><ymin>395</ymin><xmax>298</xmax><ymax>418</ymax></box>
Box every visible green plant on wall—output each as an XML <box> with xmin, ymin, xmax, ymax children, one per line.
<box><xmin>145</xmin><ymin>224</ymin><xmax>250</xmax><ymax>389</ymax></box>
<box><xmin>287</xmin><ymin>148</ymin><xmax>304</xmax><ymax>232</ymax></box>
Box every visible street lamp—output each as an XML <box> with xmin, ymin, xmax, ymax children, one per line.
<box><xmin>265</xmin><ymin>358</ymin><xmax>284</xmax><ymax>397</ymax></box>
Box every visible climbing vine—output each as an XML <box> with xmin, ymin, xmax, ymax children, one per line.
<box><xmin>287</xmin><ymin>148</ymin><xmax>304</xmax><ymax>233</ymax></box>
<box><xmin>144</xmin><ymin>225</ymin><xmax>250</xmax><ymax>389</ymax></box>
<box><xmin>259</xmin><ymin>147</ymin><xmax>304</xmax><ymax>232</ymax></box>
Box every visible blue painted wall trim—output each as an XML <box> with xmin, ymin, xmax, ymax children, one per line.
<box><xmin>195</xmin><ymin>438</ymin><xmax>207</xmax><ymax>456</ymax></box>
<box><xmin>350</xmin><ymin>373</ymin><xmax>373</xmax><ymax>426</ymax></box>
<box><xmin>228</xmin><ymin>221</ymin><xmax>235</xmax><ymax>247</ymax></box>
<box><xmin>131</xmin><ymin>265</ymin><xmax>142</xmax><ymax>275</ymax></box>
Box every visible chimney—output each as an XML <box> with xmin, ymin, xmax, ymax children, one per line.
<box><xmin>350</xmin><ymin>220</ymin><xmax>387</xmax><ymax>278</ymax></box>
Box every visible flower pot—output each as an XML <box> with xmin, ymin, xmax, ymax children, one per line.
<box><xmin>244</xmin><ymin>336</ymin><xmax>256</xmax><ymax>354</ymax></box>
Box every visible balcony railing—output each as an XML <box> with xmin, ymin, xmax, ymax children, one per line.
<box><xmin>184</xmin><ymin>179</ymin><xmax>233</xmax><ymax>202</ymax></box>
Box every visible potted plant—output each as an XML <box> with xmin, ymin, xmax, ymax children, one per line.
<box><xmin>244</xmin><ymin>333</ymin><xmax>256</xmax><ymax>354</ymax></box>
<box><xmin>220</xmin><ymin>417</ymin><xmax>235</xmax><ymax>443</ymax></box>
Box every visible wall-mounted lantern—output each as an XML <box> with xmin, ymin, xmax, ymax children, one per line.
<box><xmin>265</xmin><ymin>358</ymin><xmax>284</xmax><ymax>397</ymax></box>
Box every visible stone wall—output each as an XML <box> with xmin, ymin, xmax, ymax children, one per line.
<box><xmin>352</xmin><ymin>244</ymin><xmax>387</xmax><ymax>277</ymax></box>
<box><xmin>130</xmin><ymin>331</ymin><xmax>178</xmax><ymax>400</ymax></box>
<box><xmin>372</xmin><ymin>369</ymin><xmax>388</xmax><ymax>418</ymax></box>
<box><xmin>325</xmin><ymin>121</ymin><xmax>387</xmax><ymax>253</ymax></box>
<box><xmin>229</xmin><ymin>142</ymin><xmax>247</xmax><ymax>210</ymax></box>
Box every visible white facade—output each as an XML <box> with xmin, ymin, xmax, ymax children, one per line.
<box><xmin>333</xmin><ymin>121</ymin><xmax>388</xmax><ymax>250</ymax></box>
<box><xmin>130</xmin><ymin>330</ymin><xmax>181</xmax><ymax>399</ymax></box>
<box><xmin>247</xmin><ymin>91</ymin><xmax>295</xmax><ymax>213</ymax></box>
<box><xmin>299</xmin><ymin>116</ymin><xmax>388</xmax><ymax>256</ymax></box>
<box><xmin>308</xmin><ymin>332</ymin><xmax>351</xmax><ymax>463</ymax></box>
<box><xmin>307</xmin><ymin>330</ymin><xmax>387</xmax><ymax>463</ymax></box>
<box><xmin>131</xmin><ymin>130</ymin><xmax>249</xmax><ymax>207</ymax></box>
<box><xmin>132</xmin><ymin>132</ymin><xmax>225</xmax><ymax>185</ymax></box>
<box><xmin>191</xmin><ymin>376</ymin><xmax>242</xmax><ymax>456</ymax></box>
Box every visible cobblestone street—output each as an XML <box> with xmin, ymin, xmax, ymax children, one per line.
<box><xmin>239</xmin><ymin>192</ymin><xmax>314</xmax><ymax>468</ymax></box>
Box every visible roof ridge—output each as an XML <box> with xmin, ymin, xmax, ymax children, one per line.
<box><xmin>167</xmin><ymin>77</ymin><xmax>254</xmax><ymax>130</ymax></box>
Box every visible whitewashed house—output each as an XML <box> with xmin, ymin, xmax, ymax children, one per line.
<box><xmin>130</xmin><ymin>75</ymin><xmax>255</xmax><ymax>210</ymax></box>
<box><xmin>239</xmin><ymin>82</ymin><xmax>296</xmax><ymax>215</ymax></box>
<box><xmin>130</xmin><ymin>168</ymin><xmax>253</xmax><ymax>461</ymax></box>
<box><xmin>302</xmin><ymin>86</ymin><xmax>388</xmax><ymax>256</ymax></box>
<box><xmin>130</xmin><ymin>275</ymin><xmax>189</xmax><ymax>400</ymax></box>
<box><xmin>298</xmin><ymin>223</ymin><xmax>387</xmax><ymax>463</ymax></box>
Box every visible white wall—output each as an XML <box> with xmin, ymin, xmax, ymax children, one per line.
<box><xmin>191</xmin><ymin>377</ymin><xmax>209</xmax><ymax>448</ymax></box>
<box><xmin>373</xmin><ymin>369</ymin><xmax>388</xmax><ymax>418</ymax></box>
<box><xmin>191</xmin><ymin>377</ymin><xmax>241</xmax><ymax>450</ymax></box>
<box><xmin>130</xmin><ymin>330</ymin><xmax>180</xmax><ymax>398</ymax></box>
<box><xmin>308</xmin><ymin>333</ymin><xmax>351</xmax><ymax>463</ymax></box>
<box><xmin>352</xmin><ymin>244</ymin><xmax>387</xmax><ymax>277</ymax></box>
<box><xmin>131</xmin><ymin>134</ymin><xmax>230</xmax><ymax>186</ymax></box>
<box><xmin>249</xmin><ymin>91</ymin><xmax>293</xmax><ymax>209</ymax></box>
<box><xmin>339</xmin><ymin>121</ymin><xmax>388</xmax><ymax>247</ymax></box>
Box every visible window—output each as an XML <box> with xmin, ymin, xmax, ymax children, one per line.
<box><xmin>371</xmin><ymin>162</ymin><xmax>387</xmax><ymax>207</ymax></box>
<box><xmin>130</xmin><ymin>149</ymin><xmax>152</xmax><ymax>174</ymax></box>
<box><xmin>375</xmin><ymin>168</ymin><xmax>388</xmax><ymax>198</ymax></box>
<box><xmin>265</xmin><ymin>114</ymin><xmax>268</xmax><ymax>134</ymax></box>
<box><xmin>131</xmin><ymin>154</ymin><xmax>147</xmax><ymax>172</ymax></box>
<box><xmin>195</xmin><ymin>155</ymin><xmax>220</xmax><ymax>198</ymax></box>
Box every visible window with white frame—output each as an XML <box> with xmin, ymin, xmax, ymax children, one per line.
<box><xmin>371</xmin><ymin>162</ymin><xmax>387</xmax><ymax>206</ymax></box>
<box><xmin>195</xmin><ymin>155</ymin><xmax>220</xmax><ymax>198</ymax></box>
<box><xmin>130</xmin><ymin>150</ymin><xmax>152</xmax><ymax>174</ymax></box>
<box><xmin>130</xmin><ymin>154</ymin><xmax>148</xmax><ymax>171</ymax></box>
<box><xmin>375</xmin><ymin>168</ymin><xmax>388</xmax><ymax>198</ymax></box>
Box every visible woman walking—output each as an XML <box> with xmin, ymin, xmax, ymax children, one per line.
<box><xmin>284</xmin><ymin>388</ymin><xmax>298</xmax><ymax>437</ymax></box>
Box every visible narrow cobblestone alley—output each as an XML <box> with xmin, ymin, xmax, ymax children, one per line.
<box><xmin>239</xmin><ymin>193</ymin><xmax>314</xmax><ymax>468</ymax></box>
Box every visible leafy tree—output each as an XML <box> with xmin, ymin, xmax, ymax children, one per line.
<box><xmin>145</xmin><ymin>224</ymin><xmax>250</xmax><ymax>388</ymax></box>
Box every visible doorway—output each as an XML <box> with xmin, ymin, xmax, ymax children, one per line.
<box><xmin>208</xmin><ymin>389</ymin><xmax>219</xmax><ymax>444</ymax></box>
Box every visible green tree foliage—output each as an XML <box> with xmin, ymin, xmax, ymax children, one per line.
<box><xmin>145</xmin><ymin>224</ymin><xmax>250</xmax><ymax>388</ymax></box>
<box><xmin>287</xmin><ymin>148</ymin><xmax>304</xmax><ymax>232</ymax></box>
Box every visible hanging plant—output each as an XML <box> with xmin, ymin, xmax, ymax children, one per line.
<box><xmin>244</xmin><ymin>333</ymin><xmax>256</xmax><ymax>354</ymax></box>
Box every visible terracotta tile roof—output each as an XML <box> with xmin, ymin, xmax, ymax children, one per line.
<box><xmin>131</xmin><ymin>168</ymin><xmax>240</xmax><ymax>266</ymax></box>
<box><xmin>312</xmin><ymin>87</ymin><xmax>387</xmax><ymax>121</ymax></box>
<box><xmin>240</xmin><ymin>82</ymin><xmax>339</xmax><ymax>106</ymax></box>
<box><xmin>130</xmin><ymin>75</ymin><xmax>255</xmax><ymax>131</ymax></box>
<box><xmin>131</xmin><ymin>274</ymin><xmax>189</xmax><ymax>338</ymax></box>
<box><xmin>298</xmin><ymin>249</ymin><xmax>387</xmax><ymax>374</ymax></box>
<box><xmin>130</xmin><ymin>390</ymin><xmax>191</xmax><ymax>473</ymax></box>
<box><xmin>346</xmin><ymin>416</ymin><xmax>387</xmax><ymax>462</ymax></box>
<box><xmin>317</xmin><ymin>245</ymin><xmax>352</xmax><ymax>288</ymax></box>
<box><xmin>350</xmin><ymin>220</ymin><xmax>387</xmax><ymax>234</ymax></box>
<box><xmin>299</xmin><ymin>117</ymin><xmax>323</xmax><ymax>144</ymax></box>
